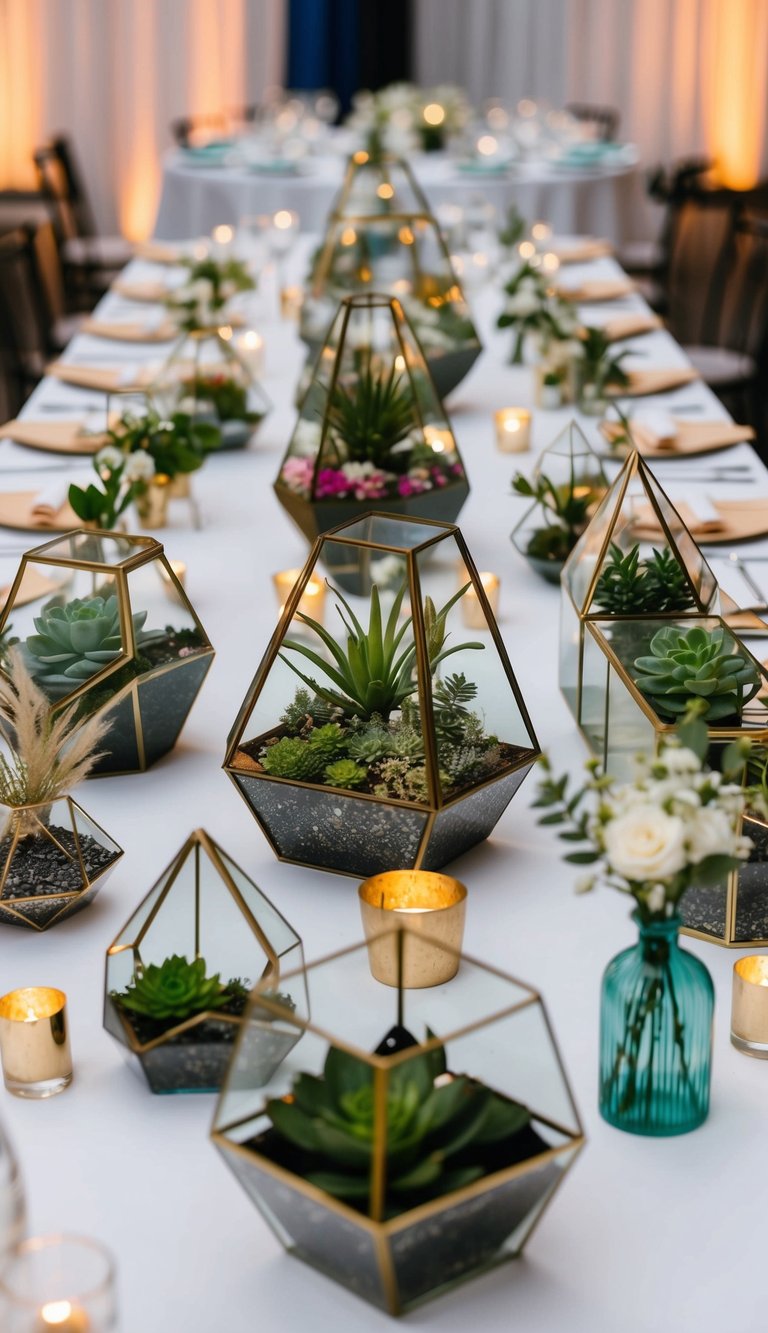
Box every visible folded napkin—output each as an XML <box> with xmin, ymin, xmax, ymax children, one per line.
<box><xmin>113</xmin><ymin>279</ymin><xmax>170</xmax><ymax>303</ymax></box>
<box><xmin>632</xmin><ymin>498</ymin><xmax>725</xmax><ymax>539</ymax></box>
<box><xmin>0</xmin><ymin>419</ymin><xmax>106</xmax><ymax>454</ymax></box>
<box><xmin>606</xmin><ymin>367</ymin><xmax>700</xmax><ymax>398</ymax></box>
<box><xmin>556</xmin><ymin>278</ymin><xmax>635</xmax><ymax>303</ymax></box>
<box><xmin>632</xmin><ymin>409</ymin><xmax>677</xmax><ymax>448</ymax></box>
<box><xmin>134</xmin><ymin>240</ymin><xmax>185</xmax><ymax>265</ymax></box>
<box><xmin>551</xmin><ymin>238</ymin><xmax>613</xmax><ymax>264</ymax></box>
<box><xmin>600</xmin><ymin>313</ymin><xmax>662</xmax><ymax>342</ymax></box>
<box><xmin>31</xmin><ymin>481</ymin><xmax>73</xmax><ymax>520</ymax></box>
<box><xmin>82</xmin><ymin>315</ymin><xmax>175</xmax><ymax>343</ymax></box>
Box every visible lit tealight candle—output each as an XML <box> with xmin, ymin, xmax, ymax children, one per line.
<box><xmin>273</xmin><ymin>569</ymin><xmax>326</xmax><ymax>621</ymax></box>
<box><xmin>461</xmin><ymin>572</ymin><xmax>500</xmax><ymax>629</ymax></box>
<box><xmin>358</xmin><ymin>871</ymin><xmax>467</xmax><ymax>988</ymax></box>
<box><xmin>279</xmin><ymin>285</ymin><xmax>303</xmax><ymax>321</ymax></box>
<box><xmin>38</xmin><ymin>1298</ymin><xmax>90</xmax><ymax>1331</ymax></box>
<box><xmin>531</xmin><ymin>220</ymin><xmax>552</xmax><ymax>245</ymax></box>
<box><xmin>423</xmin><ymin>102</ymin><xmax>446</xmax><ymax>128</ymax></box>
<box><xmin>211</xmin><ymin>224</ymin><xmax>234</xmax><ymax>258</ymax></box>
<box><xmin>476</xmin><ymin>134</ymin><xmax>498</xmax><ymax>157</ymax></box>
<box><xmin>233</xmin><ymin>330</ymin><xmax>265</xmax><ymax>378</ymax></box>
<box><xmin>0</xmin><ymin>988</ymin><xmax>72</xmax><ymax>1099</ymax></box>
<box><xmin>494</xmin><ymin>408</ymin><xmax>531</xmax><ymax>453</ymax></box>
<box><xmin>731</xmin><ymin>956</ymin><xmax>768</xmax><ymax>1057</ymax></box>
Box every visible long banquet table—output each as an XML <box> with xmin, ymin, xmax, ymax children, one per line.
<box><xmin>154</xmin><ymin>144</ymin><xmax>638</xmax><ymax>242</ymax></box>
<box><xmin>0</xmin><ymin>241</ymin><xmax>767</xmax><ymax>1333</ymax></box>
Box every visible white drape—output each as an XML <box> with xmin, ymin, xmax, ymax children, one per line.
<box><xmin>0</xmin><ymin>0</ymin><xmax>286</xmax><ymax>239</ymax></box>
<box><xmin>414</xmin><ymin>0</ymin><xmax>768</xmax><ymax>238</ymax></box>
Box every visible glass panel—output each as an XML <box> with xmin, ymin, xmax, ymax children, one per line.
<box><xmin>331</xmin><ymin>152</ymin><xmax>432</xmax><ymax>220</ymax></box>
<box><xmin>23</xmin><ymin>532</ymin><xmax>139</xmax><ymax>567</ymax></box>
<box><xmin>559</xmin><ymin>592</ymin><xmax>582</xmax><ymax>716</ymax></box>
<box><xmin>733</xmin><ymin>815</ymin><xmax>768</xmax><ymax>943</ymax></box>
<box><xmin>421</xmin><ymin>765</ymin><xmax>531</xmax><ymax>869</ymax></box>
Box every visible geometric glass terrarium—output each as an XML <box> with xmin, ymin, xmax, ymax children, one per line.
<box><xmin>301</xmin><ymin>212</ymin><xmax>481</xmax><ymax>400</ymax></box>
<box><xmin>275</xmin><ymin>293</ymin><xmax>469</xmax><ymax>578</ymax></box>
<box><xmin>151</xmin><ymin>328</ymin><xmax>271</xmax><ymax>450</ymax></box>
<box><xmin>212</xmin><ymin>929</ymin><xmax>585</xmax><ymax>1315</ymax></box>
<box><xmin>328</xmin><ymin>149</ymin><xmax>434</xmax><ymax>221</ymax></box>
<box><xmin>560</xmin><ymin>450</ymin><xmax>721</xmax><ymax>725</ymax></box>
<box><xmin>224</xmin><ymin>513</ymin><xmax>540</xmax><ymax>878</ymax></box>
<box><xmin>511</xmin><ymin>421</ymin><xmax>608</xmax><ymax>585</ymax></box>
<box><xmin>103</xmin><ymin>829</ymin><xmax>305</xmax><ymax>1094</ymax></box>
<box><xmin>0</xmin><ymin>530</ymin><xmax>215</xmax><ymax>775</ymax></box>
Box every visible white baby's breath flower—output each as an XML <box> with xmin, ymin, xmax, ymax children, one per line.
<box><xmin>123</xmin><ymin>452</ymin><xmax>156</xmax><ymax>483</ymax></box>
<box><xmin>660</xmin><ymin>747</ymin><xmax>702</xmax><ymax>776</ymax></box>
<box><xmin>646</xmin><ymin>883</ymin><xmax>666</xmax><ymax>914</ymax></box>
<box><xmin>603</xmin><ymin>806</ymin><xmax>687</xmax><ymax>882</ymax></box>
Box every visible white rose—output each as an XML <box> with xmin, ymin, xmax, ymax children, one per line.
<box><xmin>685</xmin><ymin>806</ymin><xmax>738</xmax><ymax>864</ymax></box>
<box><xmin>123</xmin><ymin>451</ymin><xmax>156</xmax><ymax>483</ymax></box>
<box><xmin>505</xmin><ymin>290</ymin><xmax>541</xmax><ymax>317</ymax></box>
<box><xmin>95</xmin><ymin>445</ymin><xmax>123</xmax><ymax>472</ymax></box>
<box><xmin>603</xmin><ymin>807</ymin><xmax>687</xmax><ymax>882</ymax></box>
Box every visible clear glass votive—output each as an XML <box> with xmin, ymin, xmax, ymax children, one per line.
<box><xmin>0</xmin><ymin>1234</ymin><xmax>117</xmax><ymax>1331</ymax></box>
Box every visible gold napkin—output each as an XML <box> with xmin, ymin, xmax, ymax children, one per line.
<box><xmin>632</xmin><ymin>499</ymin><xmax>726</xmax><ymax>539</ymax></box>
<box><xmin>82</xmin><ymin>318</ymin><xmax>178</xmax><ymax>343</ymax></box>
<box><xmin>0</xmin><ymin>491</ymin><xmax>80</xmax><ymax>532</ymax></box>
<box><xmin>134</xmin><ymin>240</ymin><xmax>185</xmax><ymax>265</ymax></box>
<box><xmin>0</xmin><ymin>568</ymin><xmax>63</xmax><ymax>609</ymax></box>
<box><xmin>46</xmin><ymin>362</ymin><xmax>158</xmax><ymax>393</ymax></box>
<box><xmin>605</xmin><ymin>367</ymin><xmax>700</xmax><ymax>398</ymax></box>
<box><xmin>556</xmin><ymin>278</ymin><xmax>635</xmax><ymax>303</ymax></box>
<box><xmin>599</xmin><ymin>313</ymin><xmax>662</xmax><ymax>342</ymax></box>
<box><xmin>113</xmin><ymin>279</ymin><xmax>171</xmax><ymax>303</ymax></box>
<box><xmin>600</xmin><ymin>418</ymin><xmax>755</xmax><ymax>458</ymax></box>
<box><xmin>0</xmin><ymin>420</ymin><xmax>108</xmax><ymax>455</ymax></box>
<box><xmin>551</xmin><ymin>238</ymin><xmax>613</xmax><ymax>264</ymax></box>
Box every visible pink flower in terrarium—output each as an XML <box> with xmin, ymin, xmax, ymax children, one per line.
<box><xmin>280</xmin><ymin>457</ymin><xmax>315</xmax><ymax>493</ymax></box>
<box><xmin>315</xmin><ymin>468</ymin><xmax>352</xmax><ymax>498</ymax></box>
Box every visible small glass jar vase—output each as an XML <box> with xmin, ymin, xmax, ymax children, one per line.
<box><xmin>599</xmin><ymin>913</ymin><xmax>714</xmax><ymax>1136</ymax></box>
<box><xmin>134</xmin><ymin>476</ymin><xmax>171</xmax><ymax>529</ymax></box>
<box><xmin>577</xmin><ymin>370</ymin><xmax>609</xmax><ymax>417</ymax></box>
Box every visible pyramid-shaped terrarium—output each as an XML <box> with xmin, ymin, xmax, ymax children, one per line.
<box><xmin>0</xmin><ymin>531</ymin><xmax>214</xmax><ymax>775</ymax></box>
<box><xmin>300</xmin><ymin>212</ymin><xmax>481</xmax><ymax>400</ymax></box>
<box><xmin>275</xmin><ymin>293</ymin><xmax>469</xmax><ymax>579</ymax></box>
<box><xmin>328</xmin><ymin>149</ymin><xmax>434</xmax><ymax>221</ymax></box>
<box><xmin>224</xmin><ymin>513</ymin><xmax>540</xmax><ymax>878</ymax></box>
<box><xmin>150</xmin><ymin>328</ymin><xmax>271</xmax><ymax>451</ymax></box>
<box><xmin>511</xmin><ymin>421</ymin><xmax>608</xmax><ymax>585</ymax></box>
<box><xmin>559</xmin><ymin>450</ymin><xmax>721</xmax><ymax>730</ymax></box>
<box><xmin>104</xmin><ymin>829</ymin><xmax>306</xmax><ymax>1094</ymax></box>
<box><xmin>212</xmin><ymin>928</ymin><xmax>585</xmax><ymax>1316</ymax></box>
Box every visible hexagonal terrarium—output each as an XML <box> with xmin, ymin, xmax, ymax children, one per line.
<box><xmin>212</xmin><ymin>928</ymin><xmax>585</xmax><ymax>1316</ymax></box>
<box><xmin>224</xmin><ymin>513</ymin><xmax>540</xmax><ymax>878</ymax></box>
<box><xmin>0</xmin><ymin>531</ymin><xmax>215</xmax><ymax>775</ymax></box>
<box><xmin>511</xmin><ymin>420</ymin><xmax>608</xmax><ymax>585</ymax></box>
<box><xmin>104</xmin><ymin>829</ymin><xmax>305</xmax><ymax>1094</ymax></box>
<box><xmin>0</xmin><ymin>797</ymin><xmax>122</xmax><ymax>931</ymax></box>
<box><xmin>275</xmin><ymin>293</ymin><xmax>469</xmax><ymax>577</ymax></box>
<box><xmin>301</xmin><ymin>212</ymin><xmax>481</xmax><ymax>400</ymax></box>
<box><xmin>560</xmin><ymin>450</ymin><xmax>721</xmax><ymax>727</ymax></box>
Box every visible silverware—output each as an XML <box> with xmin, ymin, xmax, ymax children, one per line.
<box><xmin>729</xmin><ymin>553</ymin><xmax>768</xmax><ymax>606</ymax></box>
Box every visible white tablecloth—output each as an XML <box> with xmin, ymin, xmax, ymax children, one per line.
<box><xmin>153</xmin><ymin>147</ymin><xmax>638</xmax><ymax>243</ymax></box>
<box><xmin>0</xmin><ymin>246</ymin><xmax>767</xmax><ymax>1333</ymax></box>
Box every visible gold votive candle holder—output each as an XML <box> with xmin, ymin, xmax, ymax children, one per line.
<box><xmin>273</xmin><ymin>568</ymin><xmax>326</xmax><ymax>620</ymax></box>
<box><xmin>461</xmin><ymin>572</ymin><xmax>500</xmax><ymax>628</ymax></box>
<box><xmin>280</xmin><ymin>285</ymin><xmax>304</xmax><ymax>321</ymax></box>
<box><xmin>0</xmin><ymin>989</ymin><xmax>72</xmax><ymax>1099</ymax></box>
<box><xmin>731</xmin><ymin>956</ymin><xmax>768</xmax><ymax>1058</ymax></box>
<box><xmin>358</xmin><ymin>871</ymin><xmax>467</xmax><ymax>988</ymax></box>
<box><xmin>494</xmin><ymin>408</ymin><xmax>531</xmax><ymax>453</ymax></box>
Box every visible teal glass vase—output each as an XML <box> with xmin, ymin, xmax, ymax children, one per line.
<box><xmin>599</xmin><ymin>912</ymin><xmax>714</xmax><ymax>1136</ymax></box>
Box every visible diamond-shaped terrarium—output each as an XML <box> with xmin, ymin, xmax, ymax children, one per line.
<box><xmin>560</xmin><ymin>450</ymin><xmax>721</xmax><ymax>728</ymax></box>
<box><xmin>0</xmin><ymin>798</ymin><xmax>122</xmax><ymax>932</ymax></box>
<box><xmin>151</xmin><ymin>327</ymin><xmax>271</xmax><ymax>451</ymax></box>
<box><xmin>104</xmin><ymin>829</ymin><xmax>306</xmax><ymax>1094</ymax></box>
<box><xmin>0</xmin><ymin>531</ymin><xmax>214</xmax><ymax>775</ymax></box>
<box><xmin>301</xmin><ymin>212</ymin><xmax>481</xmax><ymax>400</ymax></box>
<box><xmin>275</xmin><ymin>293</ymin><xmax>469</xmax><ymax>581</ymax></box>
<box><xmin>212</xmin><ymin>928</ymin><xmax>585</xmax><ymax>1316</ymax></box>
<box><xmin>224</xmin><ymin>513</ymin><xmax>540</xmax><ymax>878</ymax></box>
<box><xmin>328</xmin><ymin>149</ymin><xmax>434</xmax><ymax>221</ymax></box>
<box><xmin>511</xmin><ymin>421</ymin><xmax>608</xmax><ymax>585</ymax></box>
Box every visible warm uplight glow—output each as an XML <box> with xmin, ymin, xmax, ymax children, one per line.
<box><xmin>518</xmin><ymin>240</ymin><xmax>536</xmax><ymax>260</ymax></box>
<box><xmin>705</xmin><ymin>1</ymin><xmax>767</xmax><ymax>187</ymax></box>
<box><xmin>423</xmin><ymin>102</ymin><xmax>446</xmax><ymax>126</ymax></box>
<box><xmin>477</xmin><ymin>135</ymin><xmax>498</xmax><ymax>156</ymax></box>
<box><xmin>377</xmin><ymin>182</ymin><xmax>395</xmax><ymax>199</ymax></box>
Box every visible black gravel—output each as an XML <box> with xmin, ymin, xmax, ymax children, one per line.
<box><xmin>1</xmin><ymin>828</ymin><xmax>118</xmax><ymax>899</ymax></box>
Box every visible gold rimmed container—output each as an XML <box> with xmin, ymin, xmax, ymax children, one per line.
<box><xmin>731</xmin><ymin>955</ymin><xmax>768</xmax><ymax>1057</ymax></box>
<box><xmin>0</xmin><ymin>988</ymin><xmax>72</xmax><ymax>1098</ymax></box>
<box><xmin>358</xmin><ymin>870</ymin><xmax>467</xmax><ymax>987</ymax></box>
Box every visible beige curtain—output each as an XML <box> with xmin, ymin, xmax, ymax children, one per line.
<box><xmin>414</xmin><ymin>0</ymin><xmax>768</xmax><ymax>237</ymax></box>
<box><xmin>0</xmin><ymin>0</ymin><xmax>286</xmax><ymax>239</ymax></box>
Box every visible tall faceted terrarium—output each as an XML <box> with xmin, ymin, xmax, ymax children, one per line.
<box><xmin>559</xmin><ymin>451</ymin><xmax>721</xmax><ymax>729</ymax></box>
<box><xmin>301</xmin><ymin>212</ymin><xmax>481</xmax><ymax>399</ymax></box>
<box><xmin>212</xmin><ymin>929</ymin><xmax>585</xmax><ymax>1315</ymax></box>
<box><xmin>0</xmin><ymin>531</ymin><xmax>214</xmax><ymax>775</ymax></box>
<box><xmin>104</xmin><ymin>829</ymin><xmax>306</xmax><ymax>1094</ymax></box>
<box><xmin>328</xmin><ymin>149</ymin><xmax>434</xmax><ymax>220</ymax></box>
<box><xmin>224</xmin><ymin>513</ymin><xmax>540</xmax><ymax>878</ymax></box>
<box><xmin>151</xmin><ymin>327</ymin><xmax>271</xmax><ymax>450</ymax></box>
<box><xmin>511</xmin><ymin>421</ymin><xmax>608</xmax><ymax>585</ymax></box>
<box><xmin>275</xmin><ymin>294</ymin><xmax>469</xmax><ymax>583</ymax></box>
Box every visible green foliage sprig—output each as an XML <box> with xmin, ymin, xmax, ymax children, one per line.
<box><xmin>579</xmin><ymin>327</ymin><xmax>630</xmax><ymax>393</ymax></box>
<box><xmin>326</xmin><ymin>357</ymin><xmax>417</xmax><ymax>470</ymax></box>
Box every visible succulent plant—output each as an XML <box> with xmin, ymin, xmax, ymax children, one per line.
<box><xmin>281</xmin><ymin>581</ymin><xmax>482</xmax><ymax>723</ymax></box>
<box><xmin>633</xmin><ymin>625</ymin><xmax>761</xmax><ymax>722</ymax></box>
<box><xmin>264</xmin><ymin>1037</ymin><xmax>530</xmax><ymax>1215</ymax></box>
<box><xmin>261</xmin><ymin>737</ymin><xmax>325</xmax><ymax>781</ymax></box>
<box><xmin>325</xmin><ymin>356</ymin><xmax>417</xmax><ymax>470</ymax></box>
<box><xmin>306</xmin><ymin>723</ymin><xmax>348</xmax><ymax>764</ymax></box>
<box><xmin>346</xmin><ymin>727</ymin><xmax>395</xmax><ymax>763</ymax></box>
<box><xmin>116</xmin><ymin>954</ymin><xmax>230</xmax><ymax>1022</ymax></box>
<box><xmin>324</xmin><ymin>759</ymin><xmax>367</xmax><ymax>789</ymax></box>
<box><xmin>23</xmin><ymin>594</ymin><xmax>162</xmax><ymax>701</ymax></box>
<box><xmin>593</xmin><ymin>543</ymin><xmax>695</xmax><ymax>615</ymax></box>
<box><xmin>513</xmin><ymin>467</ymin><xmax>604</xmax><ymax>567</ymax></box>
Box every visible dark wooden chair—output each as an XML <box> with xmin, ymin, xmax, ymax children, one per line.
<box><xmin>565</xmin><ymin>102</ymin><xmax>620</xmax><ymax>142</ymax></box>
<box><xmin>0</xmin><ymin>225</ymin><xmax>57</xmax><ymax>415</ymax></box>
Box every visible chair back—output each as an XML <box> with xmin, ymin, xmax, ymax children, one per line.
<box><xmin>33</xmin><ymin>135</ymin><xmax>97</xmax><ymax>245</ymax></box>
<box><xmin>0</xmin><ymin>225</ymin><xmax>55</xmax><ymax>414</ymax></box>
<box><xmin>565</xmin><ymin>103</ymin><xmax>620</xmax><ymax>142</ymax></box>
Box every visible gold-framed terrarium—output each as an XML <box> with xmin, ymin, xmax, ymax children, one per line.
<box><xmin>224</xmin><ymin>512</ymin><xmax>540</xmax><ymax>878</ymax></box>
<box><xmin>151</xmin><ymin>326</ymin><xmax>271</xmax><ymax>450</ymax></box>
<box><xmin>511</xmin><ymin>421</ymin><xmax>608</xmax><ymax>585</ymax></box>
<box><xmin>0</xmin><ymin>530</ymin><xmax>214</xmax><ymax>775</ymax></box>
<box><xmin>275</xmin><ymin>293</ymin><xmax>468</xmax><ymax>578</ymax></box>
<box><xmin>300</xmin><ymin>212</ymin><xmax>481</xmax><ymax>400</ymax></box>
<box><xmin>212</xmin><ymin>927</ymin><xmax>585</xmax><ymax>1316</ymax></box>
<box><xmin>328</xmin><ymin>149</ymin><xmax>434</xmax><ymax>221</ymax></box>
<box><xmin>0</xmin><ymin>796</ymin><xmax>122</xmax><ymax>931</ymax></box>
<box><xmin>560</xmin><ymin>450</ymin><xmax>721</xmax><ymax>723</ymax></box>
<box><xmin>103</xmin><ymin>829</ymin><xmax>306</xmax><ymax>1094</ymax></box>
